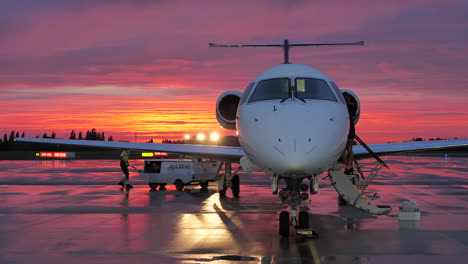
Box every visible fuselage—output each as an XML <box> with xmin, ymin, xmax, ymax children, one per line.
<box><xmin>237</xmin><ymin>64</ymin><xmax>349</xmax><ymax>177</ymax></box>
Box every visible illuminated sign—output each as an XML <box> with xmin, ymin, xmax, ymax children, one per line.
<box><xmin>39</xmin><ymin>152</ymin><xmax>68</xmax><ymax>158</ymax></box>
<box><xmin>141</xmin><ymin>152</ymin><xmax>169</xmax><ymax>157</ymax></box>
<box><xmin>36</xmin><ymin>152</ymin><xmax>75</xmax><ymax>158</ymax></box>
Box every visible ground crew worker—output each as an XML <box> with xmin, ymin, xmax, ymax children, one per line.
<box><xmin>118</xmin><ymin>149</ymin><xmax>133</xmax><ymax>188</ymax></box>
<box><xmin>343</xmin><ymin>93</ymin><xmax>357</xmax><ymax>174</ymax></box>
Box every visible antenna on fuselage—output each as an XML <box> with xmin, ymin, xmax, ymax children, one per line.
<box><xmin>209</xmin><ymin>40</ymin><xmax>364</xmax><ymax>64</ymax></box>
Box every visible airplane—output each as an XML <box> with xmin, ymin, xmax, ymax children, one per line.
<box><xmin>16</xmin><ymin>40</ymin><xmax>468</xmax><ymax>237</ymax></box>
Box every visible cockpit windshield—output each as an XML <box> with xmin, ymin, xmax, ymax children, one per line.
<box><xmin>247</xmin><ymin>77</ymin><xmax>338</xmax><ymax>103</ymax></box>
<box><xmin>248</xmin><ymin>78</ymin><xmax>290</xmax><ymax>103</ymax></box>
<box><xmin>295</xmin><ymin>78</ymin><xmax>337</xmax><ymax>102</ymax></box>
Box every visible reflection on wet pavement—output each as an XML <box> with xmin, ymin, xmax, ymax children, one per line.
<box><xmin>0</xmin><ymin>156</ymin><xmax>467</xmax><ymax>263</ymax></box>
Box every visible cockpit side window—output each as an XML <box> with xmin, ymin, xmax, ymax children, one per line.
<box><xmin>239</xmin><ymin>82</ymin><xmax>255</xmax><ymax>105</ymax></box>
<box><xmin>295</xmin><ymin>78</ymin><xmax>337</xmax><ymax>102</ymax></box>
<box><xmin>330</xmin><ymin>81</ymin><xmax>345</xmax><ymax>104</ymax></box>
<box><xmin>248</xmin><ymin>78</ymin><xmax>290</xmax><ymax>103</ymax></box>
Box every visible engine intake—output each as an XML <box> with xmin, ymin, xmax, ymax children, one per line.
<box><xmin>216</xmin><ymin>91</ymin><xmax>242</xmax><ymax>130</ymax></box>
<box><xmin>342</xmin><ymin>89</ymin><xmax>360</xmax><ymax>125</ymax></box>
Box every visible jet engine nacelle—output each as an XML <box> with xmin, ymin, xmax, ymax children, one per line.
<box><xmin>216</xmin><ymin>91</ymin><xmax>242</xmax><ymax>130</ymax></box>
<box><xmin>342</xmin><ymin>89</ymin><xmax>360</xmax><ymax>125</ymax></box>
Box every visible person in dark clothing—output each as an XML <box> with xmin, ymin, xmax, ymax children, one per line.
<box><xmin>343</xmin><ymin>93</ymin><xmax>357</xmax><ymax>174</ymax></box>
<box><xmin>118</xmin><ymin>149</ymin><xmax>133</xmax><ymax>188</ymax></box>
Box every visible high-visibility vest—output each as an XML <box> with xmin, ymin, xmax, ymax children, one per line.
<box><xmin>120</xmin><ymin>150</ymin><xmax>129</xmax><ymax>163</ymax></box>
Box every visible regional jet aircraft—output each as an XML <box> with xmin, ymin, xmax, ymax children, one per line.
<box><xmin>17</xmin><ymin>40</ymin><xmax>468</xmax><ymax>237</ymax></box>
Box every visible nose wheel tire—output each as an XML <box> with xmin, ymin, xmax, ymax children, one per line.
<box><xmin>174</xmin><ymin>179</ymin><xmax>184</xmax><ymax>191</ymax></box>
<box><xmin>231</xmin><ymin>174</ymin><xmax>240</xmax><ymax>197</ymax></box>
<box><xmin>279</xmin><ymin>211</ymin><xmax>290</xmax><ymax>237</ymax></box>
<box><xmin>298</xmin><ymin>211</ymin><xmax>309</xmax><ymax>229</ymax></box>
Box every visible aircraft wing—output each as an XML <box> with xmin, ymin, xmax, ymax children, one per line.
<box><xmin>353</xmin><ymin>139</ymin><xmax>468</xmax><ymax>158</ymax></box>
<box><xmin>15</xmin><ymin>138</ymin><xmax>245</xmax><ymax>161</ymax></box>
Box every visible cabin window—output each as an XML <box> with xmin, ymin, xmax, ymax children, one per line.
<box><xmin>248</xmin><ymin>78</ymin><xmax>291</xmax><ymax>103</ymax></box>
<box><xmin>239</xmin><ymin>82</ymin><xmax>255</xmax><ymax>105</ymax></box>
<box><xmin>295</xmin><ymin>78</ymin><xmax>337</xmax><ymax>102</ymax></box>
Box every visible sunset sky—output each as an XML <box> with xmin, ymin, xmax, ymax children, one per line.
<box><xmin>1</xmin><ymin>0</ymin><xmax>467</xmax><ymax>143</ymax></box>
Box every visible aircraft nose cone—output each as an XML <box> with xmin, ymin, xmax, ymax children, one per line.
<box><xmin>238</xmin><ymin>100</ymin><xmax>348</xmax><ymax>176</ymax></box>
<box><xmin>272</xmin><ymin>135</ymin><xmax>319</xmax><ymax>171</ymax></box>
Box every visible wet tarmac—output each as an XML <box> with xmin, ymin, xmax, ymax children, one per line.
<box><xmin>1</xmin><ymin>156</ymin><xmax>468</xmax><ymax>263</ymax></box>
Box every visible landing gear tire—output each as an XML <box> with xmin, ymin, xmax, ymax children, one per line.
<box><xmin>298</xmin><ymin>211</ymin><xmax>309</xmax><ymax>229</ymax></box>
<box><xmin>175</xmin><ymin>180</ymin><xmax>184</xmax><ymax>191</ymax></box>
<box><xmin>279</xmin><ymin>211</ymin><xmax>290</xmax><ymax>237</ymax></box>
<box><xmin>231</xmin><ymin>174</ymin><xmax>240</xmax><ymax>197</ymax></box>
<box><xmin>159</xmin><ymin>183</ymin><xmax>167</xmax><ymax>190</ymax></box>
<box><xmin>200</xmin><ymin>182</ymin><xmax>209</xmax><ymax>189</ymax></box>
<box><xmin>148</xmin><ymin>182</ymin><xmax>159</xmax><ymax>190</ymax></box>
<box><xmin>219</xmin><ymin>188</ymin><xmax>227</xmax><ymax>197</ymax></box>
<box><xmin>297</xmin><ymin>211</ymin><xmax>318</xmax><ymax>238</ymax></box>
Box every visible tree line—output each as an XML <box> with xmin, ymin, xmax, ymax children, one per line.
<box><xmin>0</xmin><ymin>129</ymin><xmax>114</xmax><ymax>151</ymax></box>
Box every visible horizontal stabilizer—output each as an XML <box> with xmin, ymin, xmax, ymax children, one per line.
<box><xmin>209</xmin><ymin>39</ymin><xmax>364</xmax><ymax>64</ymax></box>
<box><xmin>328</xmin><ymin>170</ymin><xmax>391</xmax><ymax>215</ymax></box>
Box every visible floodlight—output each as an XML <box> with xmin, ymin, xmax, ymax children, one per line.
<box><xmin>196</xmin><ymin>133</ymin><xmax>205</xmax><ymax>141</ymax></box>
<box><xmin>210</xmin><ymin>132</ymin><xmax>220</xmax><ymax>141</ymax></box>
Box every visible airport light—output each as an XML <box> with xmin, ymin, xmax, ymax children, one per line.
<box><xmin>184</xmin><ymin>134</ymin><xmax>191</xmax><ymax>140</ymax></box>
<box><xmin>210</xmin><ymin>132</ymin><xmax>220</xmax><ymax>142</ymax></box>
<box><xmin>196</xmin><ymin>133</ymin><xmax>205</xmax><ymax>141</ymax></box>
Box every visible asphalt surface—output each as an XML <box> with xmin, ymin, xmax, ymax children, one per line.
<box><xmin>0</xmin><ymin>157</ymin><xmax>467</xmax><ymax>263</ymax></box>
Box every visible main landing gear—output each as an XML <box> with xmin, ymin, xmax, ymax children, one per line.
<box><xmin>218</xmin><ymin>161</ymin><xmax>240</xmax><ymax>198</ymax></box>
<box><xmin>274</xmin><ymin>175</ymin><xmax>319</xmax><ymax>238</ymax></box>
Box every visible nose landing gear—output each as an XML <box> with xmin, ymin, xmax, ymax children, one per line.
<box><xmin>276</xmin><ymin>177</ymin><xmax>318</xmax><ymax>238</ymax></box>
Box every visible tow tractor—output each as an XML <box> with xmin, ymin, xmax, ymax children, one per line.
<box><xmin>136</xmin><ymin>159</ymin><xmax>221</xmax><ymax>191</ymax></box>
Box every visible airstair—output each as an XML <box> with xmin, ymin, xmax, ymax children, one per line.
<box><xmin>328</xmin><ymin>161</ymin><xmax>392</xmax><ymax>215</ymax></box>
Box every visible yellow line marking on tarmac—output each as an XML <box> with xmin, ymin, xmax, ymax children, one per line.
<box><xmin>307</xmin><ymin>239</ymin><xmax>321</xmax><ymax>264</ymax></box>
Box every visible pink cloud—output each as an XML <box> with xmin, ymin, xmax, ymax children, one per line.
<box><xmin>0</xmin><ymin>0</ymin><xmax>467</xmax><ymax>142</ymax></box>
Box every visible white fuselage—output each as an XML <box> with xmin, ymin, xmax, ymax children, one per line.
<box><xmin>236</xmin><ymin>64</ymin><xmax>349</xmax><ymax>177</ymax></box>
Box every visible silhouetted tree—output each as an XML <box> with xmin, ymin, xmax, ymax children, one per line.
<box><xmin>42</xmin><ymin>133</ymin><xmax>48</xmax><ymax>138</ymax></box>
<box><xmin>108</xmin><ymin>136</ymin><xmax>114</xmax><ymax>142</ymax></box>
<box><xmin>9</xmin><ymin>131</ymin><xmax>15</xmax><ymax>142</ymax></box>
<box><xmin>51</xmin><ymin>131</ymin><xmax>56</xmax><ymax>139</ymax></box>
<box><xmin>3</xmin><ymin>134</ymin><xmax>7</xmax><ymax>144</ymax></box>
<box><xmin>21</xmin><ymin>132</ymin><xmax>25</xmax><ymax>138</ymax></box>
<box><xmin>69</xmin><ymin>130</ymin><xmax>76</xmax><ymax>140</ymax></box>
<box><xmin>86</xmin><ymin>128</ymin><xmax>99</xmax><ymax>140</ymax></box>
<box><xmin>15</xmin><ymin>132</ymin><xmax>19</xmax><ymax>138</ymax></box>
<box><xmin>101</xmin><ymin>132</ymin><xmax>105</xmax><ymax>141</ymax></box>
<box><xmin>78</xmin><ymin>132</ymin><xmax>83</xmax><ymax>140</ymax></box>
<box><xmin>147</xmin><ymin>138</ymin><xmax>154</xmax><ymax>143</ymax></box>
